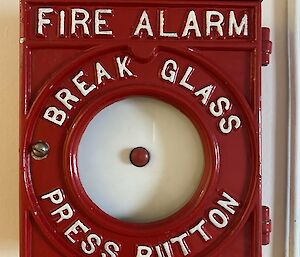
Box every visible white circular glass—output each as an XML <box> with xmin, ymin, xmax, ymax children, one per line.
<box><xmin>78</xmin><ymin>97</ymin><xmax>205</xmax><ymax>223</ymax></box>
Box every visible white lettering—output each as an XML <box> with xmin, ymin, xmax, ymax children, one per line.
<box><xmin>209</xmin><ymin>97</ymin><xmax>231</xmax><ymax>117</ymax></box>
<box><xmin>72</xmin><ymin>71</ymin><xmax>97</xmax><ymax>96</ymax></box>
<box><xmin>219</xmin><ymin>115</ymin><xmax>241</xmax><ymax>134</ymax></box>
<box><xmin>116</xmin><ymin>56</ymin><xmax>134</xmax><ymax>78</ymax></box>
<box><xmin>55</xmin><ymin>88</ymin><xmax>79</xmax><ymax>110</ymax></box>
<box><xmin>182</xmin><ymin>10</ymin><xmax>201</xmax><ymax>37</ymax></box>
<box><xmin>217</xmin><ymin>192</ymin><xmax>239</xmax><ymax>214</ymax></box>
<box><xmin>38</xmin><ymin>8</ymin><xmax>53</xmax><ymax>35</ymax></box>
<box><xmin>161</xmin><ymin>59</ymin><xmax>178</xmax><ymax>83</ymax></box>
<box><xmin>81</xmin><ymin>234</ymin><xmax>101</xmax><ymax>255</ymax></box>
<box><xmin>95</xmin><ymin>9</ymin><xmax>113</xmax><ymax>35</ymax></box>
<box><xmin>170</xmin><ymin>233</ymin><xmax>190</xmax><ymax>256</ymax></box>
<box><xmin>136</xmin><ymin>246</ymin><xmax>152</xmax><ymax>257</ymax></box>
<box><xmin>64</xmin><ymin>220</ymin><xmax>89</xmax><ymax>243</ymax></box>
<box><xmin>102</xmin><ymin>242</ymin><xmax>120</xmax><ymax>257</ymax></box>
<box><xmin>51</xmin><ymin>203</ymin><xmax>74</xmax><ymax>223</ymax></box>
<box><xmin>194</xmin><ymin>85</ymin><xmax>215</xmax><ymax>105</ymax></box>
<box><xmin>71</xmin><ymin>9</ymin><xmax>90</xmax><ymax>35</ymax></box>
<box><xmin>96</xmin><ymin>63</ymin><xmax>112</xmax><ymax>84</ymax></box>
<box><xmin>41</xmin><ymin>189</ymin><xmax>64</xmax><ymax>204</ymax></box>
<box><xmin>206</xmin><ymin>11</ymin><xmax>224</xmax><ymax>36</ymax></box>
<box><xmin>229</xmin><ymin>11</ymin><xmax>248</xmax><ymax>36</ymax></box>
<box><xmin>189</xmin><ymin>219</ymin><xmax>211</xmax><ymax>241</ymax></box>
<box><xmin>59</xmin><ymin>11</ymin><xmax>65</xmax><ymax>36</ymax></box>
<box><xmin>134</xmin><ymin>10</ymin><xmax>154</xmax><ymax>37</ymax></box>
<box><xmin>155</xmin><ymin>242</ymin><xmax>172</xmax><ymax>257</ymax></box>
<box><xmin>179</xmin><ymin>66</ymin><xmax>195</xmax><ymax>91</ymax></box>
<box><xmin>43</xmin><ymin>107</ymin><xmax>67</xmax><ymax>126</ymax></box>
<box><xmin>209</xmin><ymin>209</ymin><xmax>228</xmax><ymax>229</ymax></box>
<box><xmin>160</xmin><ymin>11</ymin><xmax>177</xmax><ymax>37</ymax></box>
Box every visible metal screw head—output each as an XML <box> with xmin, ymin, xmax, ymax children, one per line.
<box><xmin>31</xmin><ymin>141</ymin><xmax>49</xmax><ymax>160</ymax></box>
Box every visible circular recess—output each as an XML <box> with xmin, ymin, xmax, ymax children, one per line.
<box><xmin>77</xmin><ymin>97</ymin><xmax>205</xmax><ymax>223</ymax></box>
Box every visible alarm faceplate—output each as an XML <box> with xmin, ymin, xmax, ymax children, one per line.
<box><xmin>20</xmin><ymin>1</ymin><xmax>271</xmax><ymax>257</ymax></box>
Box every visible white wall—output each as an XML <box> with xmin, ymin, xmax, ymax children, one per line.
<box><xmin>287</xmin><ymin>0</ymin><xmax>300</xmax><ymax>256</ymax></box>
<box><xmin>0</xmin><ymin>0</ymin><xmax>289</xmax><ymax>256</ymax></box>
<box><xmin>0</xmin><ymin>0</ymin><xmax>20</xmax><ymax>256</ymax></box>
<box><xmin>262</xmin><ymin>0</ymin><xmax>289</xmax><ymax>256</ymax></box>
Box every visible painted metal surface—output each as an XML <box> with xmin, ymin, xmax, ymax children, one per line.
<box><xmin>20</xmin><ymin>1</ymin><xmax>272</xmax><ymax>256</ymax></box>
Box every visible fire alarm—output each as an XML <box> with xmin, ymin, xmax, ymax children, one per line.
<box><xmin>20</xmin><ymin>1</ymin><xmax>272</xmax><ymax>257</ymax></box>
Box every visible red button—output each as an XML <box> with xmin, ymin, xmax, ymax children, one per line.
<box><xmin>130</xmin><ymin>147</ymin><xmax>150</xmax><ymax>167</ymax></box>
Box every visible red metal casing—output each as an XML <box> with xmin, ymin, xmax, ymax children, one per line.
<box><xmin>20</xmin><ymin>1</ymin><xmax>272</xmax><ymax>257</ymax></box>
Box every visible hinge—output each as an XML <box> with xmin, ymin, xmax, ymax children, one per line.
<box><xmin>262</xmin><ymin>27</ymin><xmax>272</xmax><ymax>66</ymax></box>
<box><xmin>262</xmin><ymin>206</ymin><xmax>272</xmax><ymax>245</ymax></box>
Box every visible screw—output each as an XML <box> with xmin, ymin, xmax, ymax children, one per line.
<box><xmin>31</xmin><ymin>141</ymin><xmax>49</xmax><ymax>160</ymax></box>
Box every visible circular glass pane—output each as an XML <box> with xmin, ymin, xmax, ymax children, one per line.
<box><xmin>78</xmin><ymin>97</ymin><xmax>204</xmax><ymax>223</ymax></box>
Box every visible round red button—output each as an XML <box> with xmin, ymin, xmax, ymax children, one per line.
<box><xmin>129</xmin><ymin>147</ymin><xmax>150</xmax><ymax>167</ymax></box>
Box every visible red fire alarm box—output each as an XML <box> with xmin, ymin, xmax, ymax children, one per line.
<box><xmin>20</xmin><ymin>0</ymin><xmax>272</xmax><ymax>257</ymax></box>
